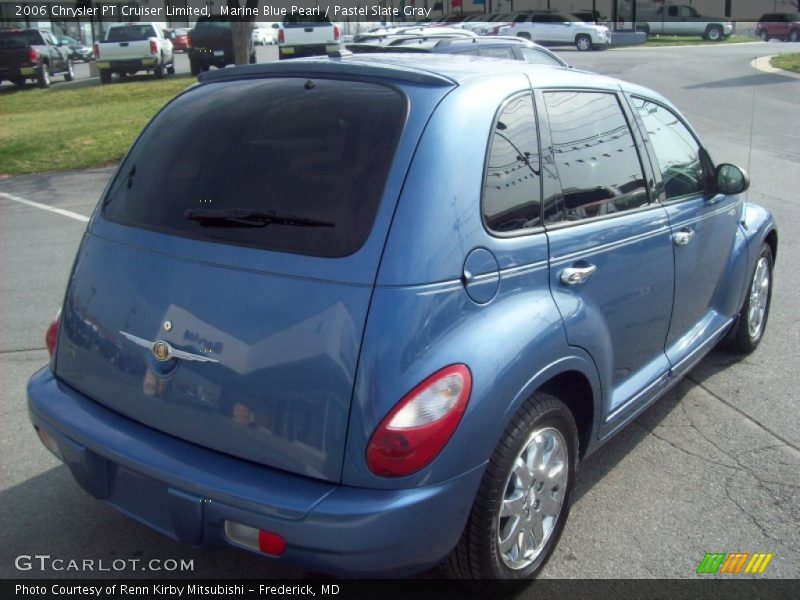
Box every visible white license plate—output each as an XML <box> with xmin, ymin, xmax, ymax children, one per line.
<box><xmin>214</xmin><ymin>50</ymin><xmax>224</xmax><ymax>57</ymax></box>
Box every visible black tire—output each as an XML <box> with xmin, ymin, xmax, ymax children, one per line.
<box><xmin>167</xmin><ymin>65</ymin><xmax>175</xmax><ymax>75</ymax></box>
<box><xmin>64</xmin><ymin>59</ymin><xmax>74</xmax><ymax>82</ymax></box>
<box><xmin>638</xmin><ymin>25</ymin><xmax>650</xmax><ymax>39</ymax></box>
<box><xmin>790</xmin><ymin>29</ymin><xmax>800</xmax><ymax>42</ymax></box>
<box><xmin>705</xmin><ymin>25</ymin><xmax>723</xmax><ymax>41</ymax></box>
<box><xmin>99</xmin><ymin>69</ymin><xmax>111</xmax><ymax>84</ymax></box>
<box><xmin>517</xmin><ymin>32</ymin><xmax>532</xmax><ymax>41</ymax></box>
<box><xmin>725</xmin><ymin>243</ymin><xmax>773</xmax><ymax>353</ymax></box>
<box><xmin>189</xmin><ymin>58</ymin><xmax>201</xmax><ymax>76</ymax></box>
<box><xmin>154</xmin><ymin>64</ymin><xmax>164</xmax><ymax>79</ymax></box>
<box><xmin>442</xmin><ymin>392</ymin><xmax>578</xmax><ymax>595</ymax></box>
<box><xmin>249</xmin><ymin>53</ymin><xmax>256</xmax><ymax>64</ymax></box>
<box><xmin>14</xmin><ymin>77</ymin><xmax>26</xmax><ymax>88</ymax></box>
<box><xmin>761</xmin><ymin>30</ymin><xmax>770</xmax><ymax>42</ymax></box>
<box><xmin>37</xmin><ymin>63</ymin><xmax>50</xmax><ymax>88</ymax></box>
<box><xmin>575</xmin><ymin>34</ymin><xmax>593</xmax><ymax>51</ymax></box>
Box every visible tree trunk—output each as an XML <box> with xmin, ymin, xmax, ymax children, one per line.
<box><xmin>231</xmin><ymin>20</ymin><xmax>254</xmax><ymax>66</ymax></box>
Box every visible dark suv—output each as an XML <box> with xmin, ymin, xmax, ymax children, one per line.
<box><xmin>188</xmin><ymin>17</ymin><xmax>255</xmax><ymax>75</ymax></box>
<box><xmin>756</xmin><ymin>13</ymin><xmax>800</xmax><ymax>42</ymax></box>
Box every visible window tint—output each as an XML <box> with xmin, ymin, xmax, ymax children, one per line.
<box><xmin>632</xmin><ymin>97</ymin><xmax>705</xmax><ymax>200</ymax></box>
<box><xmin>483</xmin><ymin>94</ymin><xmax>542</xmax><ymax>233</ymax></box>
<box><xmin>543</xmin><ymin>92</ymin><xmax>648</xmax><ymax>223</ymax></box>
<box><xmin>478</xmin><ymin>46</ymin><xmax>515</xmax><ymax>59</ymax></box>
<box><xmin>520</xmin><ymin>47</ymin><xmax>562</xmax><ymax>66</ymax></box>
<box><xmin>102</xmin><ymin>78</ymin><xmax>407</xmax><ymax>258</ymax></box>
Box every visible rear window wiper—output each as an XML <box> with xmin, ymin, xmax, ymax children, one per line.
<box><xmin>184</xmin><ymin>208</ymin><xmax>335</xmax><ymax>228</ymax></box>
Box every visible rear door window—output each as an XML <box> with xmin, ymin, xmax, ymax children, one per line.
<box><xmin>542</xmin><ymin>91</ymin><xmax>649</xmax><ymax>223</ymax></box>
<box><xmin>102</xmin><ymin>78</ymin><xmax>407</xmax><ymax>258</ymax></box>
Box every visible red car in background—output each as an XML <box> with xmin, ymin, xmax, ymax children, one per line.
<box><xmin>166</xmin><ymin>28</ymin><xmax>190</xmax><ymax>52</ymax></box>
<box><xmin>756</xmin><ymin>13</ymin><xmax>800</xmax><ymax>42</ymax></box>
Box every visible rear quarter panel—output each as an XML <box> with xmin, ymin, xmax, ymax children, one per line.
<box><xmin>344</xmin><ymin>72</ymin><xmax>602</xmax><ymax>489</ymax></box>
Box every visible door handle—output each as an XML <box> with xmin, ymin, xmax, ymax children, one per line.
<box><xmin>673</xmin><ymin>228</ymin><xmax>695</xmax><ymax>247</ymax></box>
<box><xmin>560</xmin><ymin>264</ymin><xmax>597</xmax><ymax>286</ymax></box>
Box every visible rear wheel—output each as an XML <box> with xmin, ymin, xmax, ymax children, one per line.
<box><xmin>99</xmin><ymin>69</ymin><xmax>111</xmax><ymax>84</ymax></box>
<box><xmin>705</xmin><ymin>25</ymin><xmax>723</xmax><ymax>41</ymax></box>
<box><xmin>14</xmin><ymin>76</ymin><xmax>26</xmax><ymax>88</ymax></box>
<box><xmin>575</xmin><ymin>34</ymin><xmax>592</xmax><ymax>51</ymax></box>
<box><xmin>726</xmin><ymin>243</ymin><xmax>773</xmax><ymax>353</ymax></box>
<box><xmin>154</xmin><ymin>64</ymin><xmax>164</xmax><ymax>79</ymax></box>
<box><xmin>167</xmin><ymin>65</ymin><xmax>176</xmax><ymax>75</ymax></box>
<box><xmin>442</xmin><ymin>392</ymin><xmax>577</xmax><ymax>594</ymax></box>
<box><xmin>761</xmin><ymin>30</ymin><xmax>770</xmax><ymax>42</ymax></box>
<box><xmin>790</xmin><ymin>29</ymin><xmax>800</xmax><ymax>42</ymax></box>
<box><xmin>37</xmin><ymin>63</ymin><xmax>50</xmax><ymax>88</ymax></box>
<box><xmin>64</xmin><ymin>59</ymin><xmax>74</xmax><ymax>82</ymax></box>
<box><xmin>189</xmin><ymin>58</ymin><xmax>201</xmax><ymax>76</ymax></box>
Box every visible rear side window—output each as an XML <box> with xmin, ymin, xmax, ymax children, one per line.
<box><xmin>543</xmin><ymin>91</ymin><xmax>648</xmax><ymax>223</ymax></box>
<box><xmin>102</xmin><ymin>78</ymin><xmax>407</xmax><ymax>258</ymax></box>
<box><xmin>520</xmin><ymin>47</ymin><xmax>562</xmax><ymax>66</ymax></box>
<box><xmin>482</xmin><ymin>93</ymin><xmax>542</xmax><ymax>233</ymax></box>
<box><xmin>479</xmin><ymin>47</ymin><xmax>515</xmax><ymax>59</ymax></box>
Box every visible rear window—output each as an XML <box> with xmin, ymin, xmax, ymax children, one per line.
<box><xmin>106</xmin><ymin>25</ymin><xmax>155</xmax><ymax>42</ymax></box>
<box><xmin>195</xmin><ymin>17</ymin><xmax>232</xmax><ymax>29</ymax></box>
<box><xmin>283</xmin><ymin>15</ymin><xmax>332</xmax><ymax>27</ymax></box>
<box><xmin>0</xmin><ymin>30</ymin><xmax>44</xmax><ymax>47</ymax></box>
<box><xmin>102</xmin><ymin>78</ymin><xmax>407</xmax><ymax>258</ymax></box>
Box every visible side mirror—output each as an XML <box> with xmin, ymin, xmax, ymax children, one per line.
<box><xmin>715</xmin><ymin>163</ymin><xmax>749</xmax><ymax>195</ymax></box>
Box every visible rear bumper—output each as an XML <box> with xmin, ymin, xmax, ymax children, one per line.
<box><xmin>0</xmin><ymin>65</ymin><xmax>36</xmax><ymax>79</ymax></box>
<box><xmin>27</xmin><ymin>367</ymin><xmax>483</xmax><ymax>576</ymax></box>
<box><xmin>279</xmin><ymin>44</ymin><xmax>341</xmax><ymax>59</ymax></box>
<box><xmin>96</xmin><ymin>57</ymin><xmax>158</xmax><ymax>71</ymax></box>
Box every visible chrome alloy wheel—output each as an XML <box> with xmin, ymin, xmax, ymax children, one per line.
<box><xmin>747</xmin><ymin>256</ymin><xmax>770</xmax><ymax>339</ymax></box>
<box><xmin>497</xmin><ymin>426</ymin><xmax>568</xmax><ymax>570</ymax></box>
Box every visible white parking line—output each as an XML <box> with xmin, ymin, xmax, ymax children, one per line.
<box><xmin>0</xmin><ymin>191</ymin><xmax>89</xmax><ymax>222</ymax></box>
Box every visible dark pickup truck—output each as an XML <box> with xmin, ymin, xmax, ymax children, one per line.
<box><xmin>188</xmin><ymin>17</ymin><xmax>254</xmax><ymax>75</ymax></box>
<box><xmin>0</xmin><ymin>29</ymin><xmax>74</xmax><ymax>88</ymax></box>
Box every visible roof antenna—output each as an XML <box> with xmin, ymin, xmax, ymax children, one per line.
<box><xmin>744</xmin><ymin>60</ymin><xmax>756</xmax><ymax>209</ymax></box>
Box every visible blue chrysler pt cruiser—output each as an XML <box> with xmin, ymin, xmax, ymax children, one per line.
<box><xmin>28</xmin><ymin>55</ymin><xmax>776</xmax><ymax>592</ymax></box>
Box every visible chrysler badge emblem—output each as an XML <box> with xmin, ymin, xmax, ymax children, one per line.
<box><xmin>152</xmin><ymin>341</ymin><xmax>171</xmax><ymax>362</ymax></box>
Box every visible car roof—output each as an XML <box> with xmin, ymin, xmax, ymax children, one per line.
<box><xmin>197</xmin><ymin>53</ymin><xmax>667</xmax><ymax>103</ymax></box>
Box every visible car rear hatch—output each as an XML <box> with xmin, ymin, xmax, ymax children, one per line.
<box><xmin>55</xmin><ymin>73</ymin><xmax>447</xmax><ymax>483</ymax></box>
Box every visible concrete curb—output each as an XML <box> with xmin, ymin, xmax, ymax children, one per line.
<box><xmin>751</xmin><ymin>54</ymin><xmax>800</xmax><ymax>79</ymax></box>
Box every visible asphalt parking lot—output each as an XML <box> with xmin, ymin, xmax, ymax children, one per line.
<box><xmin>1</xmin><ymin>42</ymin><xmax>798</xmax><ymax>584</ymax></box>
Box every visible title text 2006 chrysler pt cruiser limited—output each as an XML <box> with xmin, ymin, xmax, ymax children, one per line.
<box><xmin>28</xmin><ymin>55</ymin><xmax>776</xmax><ymax>591</ymax></box>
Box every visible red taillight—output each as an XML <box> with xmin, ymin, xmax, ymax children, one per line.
<box><xmin>278</xmin><ymin>29</ymin><xmax>284</xmax><ymax>44</ymax></box>
<box><xmin>93</xmin><ymin>42</ymin><xmax>99</xmax><ymax>58</ymax></box>
<box><xmin>186</xmin><ymin>34</ymin><xmax>191</xmax><ymax>48</ymax></box>
<box><xmin>27</xmin><ymin>46</ymin><xmax>37</xmax><ymax>63</ymax></box>
<box><xmin>45</xmin><ymin>309</ymin><xmax>61</xmax><ymax>357</ymax></box>
<box><xmin>333</xmin><ymin>25</ymin><xmax>341</xmax><ymax>41</ymax></box>
<box><xmin>150</xmin><ymin>39</ymin><xmax>158</xmax><ymax>55</ymax></box>
<box><xmin>257</xmin><ymin>531</ymin><xmax>286</xmax><ymax>556</ymax></box>
<box><xmin>366</xmin><ymin>364</ymin><xmax>472</xmax><ymax>478</ymax></box>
